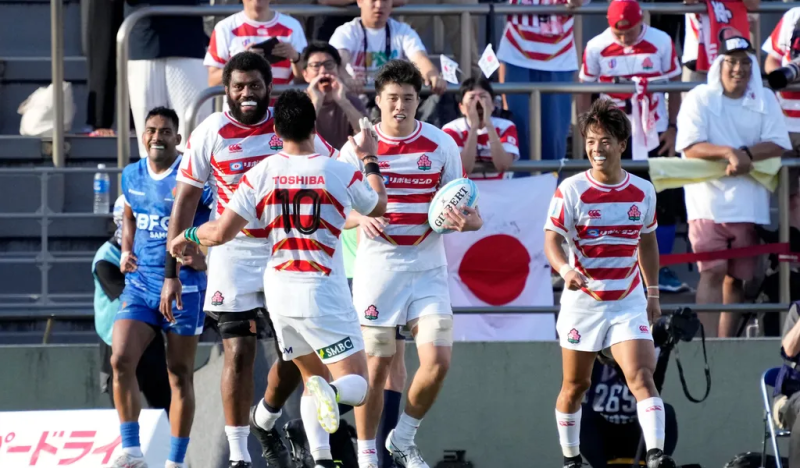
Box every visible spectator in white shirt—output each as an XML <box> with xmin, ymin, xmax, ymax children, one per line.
<box><xmin>676</xmin><ymin>30</ymin><xmax>791</xmax><ymax>338</ymax></box>
<box><xmin>442</xmin><ymin>77</ymin><xmax>519</xmax><ymax>180</ymax></box>
<box><xmin>328</xmin><ymin>0</ymin><xmax>446</xmax><ymax>94</ymax></box>
<box><xmin>205</xmin><ymin>0</ymin><xmax>307</xmax><ymax>87</ymax></box>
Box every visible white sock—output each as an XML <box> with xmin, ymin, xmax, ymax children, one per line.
<box><xmin>357</xmin><ymin>439</ymin><xmax>378</xmax><ymax>467</ymax></box>
<box><xmin>392</xmin><ymin>412</ymin><xmax>421</xmax><ymax>450</ymax></box>
<box><xmin>224</xmin><ymin>426</ymin><xmax>251</xmax><ymax>462</ymax></box>
<box><xmin>301</xmin><ymin>395</ymin><xmax>331</xmax><ymax>461</ymax></box>
<box><xmin>122</xmin><ymin>447</ymin><xmax>143</xmax><ymax>458</ymax></box>
<box><xmin>331</xmin><ymin>374</ymin><xmax>368</xmax><ymax>406</ymax></box>
<box><xmin>555</xmin><ymin>408</ymin><xmax>581</xmax><ymax>458</ymax></box>
<box><xmin>637</xmin><ymin>397</ymin><xmax>666</xmax><ymax>451</ymax></box>
<box><xmin>254</xmin><ymin>399</ymin><xmax>282</xmax><ymax>431</ymax></box>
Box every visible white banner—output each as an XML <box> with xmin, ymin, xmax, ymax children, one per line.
<box><xmin>445</xmin><ymin>174</ymin><xmax>557</xmax><ymax>341</ymax></box>
<box><xmin>0</xmin><ymin>409</ymin><xmax>170</xmax><ymax>467</ymax></box>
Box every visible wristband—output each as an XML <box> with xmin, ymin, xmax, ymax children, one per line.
<box><xmin>648</xmin><ymin>295</ymin><xmax>660</xmax><ymax>299</ymax></box>
<box><xmin>558</xmin><ymin>264</ymin><xmax>574</xmax><ymax>279</ymax></box>
<box><xmin>121</xmin><ymin>251</ymin><xmax>132</xmax><ymax>261</ymax></box>
<box><xmin>740</xmin><ymin>145</ymin><xmax>754</xmax><ymax>160</ymax></box>
<box><xmin>165</xmin><ymin>255</ymin><xmax>178</xmax><ymax>279</ymax></box>
<box><xmin>363</xmin><ymin>155</ymin><xmax>378</xmax><ymax>163</ymax></box>
<box><xmin>364</xmin><ymin>161</ymin><xmax>381</xmax><ymax>178</ymax></box>
<box><xmin>184</xmin><ymin>227</ymin><xmax>202</xmax><ymax>245</ymax></box>
<box><xmin>647</xmin><ymin>286</ymin><xmax>659</xmax><ymax>290</ymax></box>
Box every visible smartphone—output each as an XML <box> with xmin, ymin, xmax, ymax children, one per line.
<box><xmin>250</xmin><ymin>37</ymin><xmax>284</xmax><ymax>64</ymax></box>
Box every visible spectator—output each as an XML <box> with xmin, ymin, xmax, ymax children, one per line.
<box><xmin>442</xmin><ymin>77</ymin><xmax>519</xmax><ymax>179</ymax></box>
<box><xmin>205</xmin><ymin>0</ymin><xmax>307</xmax><ymax>87</ymax></box>
<box><xmin>302</xmin><ymin>42</ymin><xmax>368</xmax><ymax>149</ymax></box>
<box><xmin>329</xmin><ymin>0</ymin><xmax>446</xmax><ymax>94</ymax></box>
<box><xmin>127</xmin><ymin>0</ymin><xmax>211</xmax><ymax>158</ymax></box>
<box><xmin>497</xmin><ymin>0</ymin><xmax>587</xmax><ymax>163</ymax></box>
<box><xmin>581</xmin><ymin>356</ymin><xmax>678</xmax><ymax>468</ymax></box>
<box><xmin>316</xmin><ymin>0</ymin><xmax>357</xmax><ymax>43</ymax></box>
<box><xmin>675</xmin><ymin>30</ymin><xmax>791</xmax><ymax>338</ymax></box>
<box><xmin>773</xmin><ymin>302</ymin><xmax>800</xmax><ymax>466</ymax></box>
<box><xmin>85</xmin><ymin>0</ymin><xmax>123</xmax><ymax>136</ymax></box>
<box><xmin>579</xmin><ymin>0</ymin><xmax>688</xmax><ymax>293</ymax></box>
<box><xmin>93</xmin><ymin>195</ymin><xmax>171</xmax><ymax>412</ymax></box>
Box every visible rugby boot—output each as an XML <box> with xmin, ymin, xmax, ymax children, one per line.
<box><xmin>107</xmin><ymin>453</ymin><xmax>148</xmax><ymax>468</ymax></box>
<box><xmin>562</xmin><ymin>455</ymin><xmax>588</xmax><ymax>468</ymax></box>
<box><xmin>306</xmin><ymin>376</ymin><xmax>340</xmax><ymax>433</ymax></box>
<box><xmin>228</xmin><ymin>462</ymin><xmax>252</xmax><ymax>468</ymax></box>
<box><xmin>249</xmin><ymin>405</ymin><xmax>292</xmax><ymax>467</ymax></box>
<box><xmin>646</xmin><ymin>449</ymin><xmax>677</xmax><ymax>468</ymax></box>
<box><xmin>385</xmin><ymin>429</ymin><xmax>428</xmax><ymax>468</ymax></box>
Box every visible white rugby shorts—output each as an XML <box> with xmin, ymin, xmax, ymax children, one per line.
<box><xmin>556</xmin><ymin>308</ymin><xmax>653</xmax><ymax>352</ymax></box>
<box><xmin>204</xmin><ymin>242</ymin><xmax>268</xmax><ymax>313</ymax></box>
<box><xmin>272</xmin><ymin>311</ymin><xmax>365</xmax><ymax>364</ymax></box>
<box><xmin>353</xmin><ymin>266</ymin><xmax>452</xmax><ymax>327</ymax></box>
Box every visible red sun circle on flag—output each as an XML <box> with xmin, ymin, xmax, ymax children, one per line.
<box><xmin>458</xmin><ymin>234</ymin><xmax>530</xmax><ymax>306</ymax></box>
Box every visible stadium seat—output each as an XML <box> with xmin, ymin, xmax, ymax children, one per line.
<box><xmin>761</xmin><ymin>367</ymin><xmax>790</xmax><ymax>468</ymax></box>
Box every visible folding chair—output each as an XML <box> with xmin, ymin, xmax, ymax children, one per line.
<box><xmin>762</xmin><ymin>367</ymin><xmax>791</xmax><ymax>468</ymax></box>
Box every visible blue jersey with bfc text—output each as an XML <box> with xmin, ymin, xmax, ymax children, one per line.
<box><xmin>121</xmin><ymin>156</ymin><xmax>213</xmax><ymax>296</ymax></box>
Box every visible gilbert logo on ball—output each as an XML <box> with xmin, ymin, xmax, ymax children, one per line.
<box><xmin>364</xmin><ymin>305</ymin><xmax>379</xmax><ymax>320</ymax></box>
<box><xmin>417</xmin><ymin>154</ymin><xmax>432</xmax><ymax>171</ymax></box>
<box><xmin>628</xmin><ymin>205</ymin><xmax>641</xmax><ymax>221</ymax></box>
<box><xmin>211</xmin><ymin>291</ymin><xmax>224</xmax><ymax>306</ymax></box>
<box><xmin>269</xmin><ymin>135</ymin><xmax>284</xmax><ymax>151</ymax></box>
<box><xmin>428</xmin><ymin>178</ymin><xmax>480</xmax><ymax>234</ymax></box>
<box><xmin>567</xmin><ymin>328</ymin><xmax>581</xmax><ymax>344</ymax></box>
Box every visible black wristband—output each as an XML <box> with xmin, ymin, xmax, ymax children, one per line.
<box><xmin>741</xmin><ymin>146</ymin><xmax>754</xmax><ymax>160</ymax></box>
<box><xmin>165</xmin><ymin>255</ymin><xmax>178</xmax><ymax>279</ymax></box>
<box><xmin>364</xmin><ymin>162</ymin><xmax>381</xmax><ymax>178</ymax></box>
<box><xmin>363</xmin><ymin>155</ymin><xmax>378</xmax><ymax>163</ymax></box>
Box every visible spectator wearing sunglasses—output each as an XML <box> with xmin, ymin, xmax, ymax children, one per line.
<box><xmin>303</xmin><ymin>42</ymin><xmax>369</xmax><ymax>149</ymax></box>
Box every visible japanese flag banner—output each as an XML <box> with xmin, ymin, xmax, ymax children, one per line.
<box><xmin>696</xmin><ymin>0</ymin><xmax>750</xmax><ymax>71</ymax></box>
<box><xmin>445</xmin><ymin>174</ymin><xmax>557</xmax><ymax>341</ymax></box>
<box><xmin>0</xmin><ymin>409</ymin><xmax>169</xmax><ymax>467</ymax></box>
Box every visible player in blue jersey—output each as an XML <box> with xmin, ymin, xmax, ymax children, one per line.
<box><xmin>108</xmin><ymin>107</ymin><xmax>213</xmax><ymax>468</ymax></box>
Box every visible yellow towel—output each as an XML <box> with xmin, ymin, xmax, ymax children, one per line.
<box><xmin>647</xmin><ymin>157</ymin><xmax>783</xmax><ymax>193</ymax></box>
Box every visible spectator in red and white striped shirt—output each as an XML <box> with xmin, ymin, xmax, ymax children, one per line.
<box><xmin>443</xmin><ymin>77</ymin><xmax>519</xmax><ymax>179</ymax></box>
<box><xmin>497</xmin><ymin>0</ymin><xmax>588</xmax><ymax>164</ymax></box>
<box><xmin>204</xmin><ymin>0</ymin><xmax>307</xmax><ymax>87</ymax></box>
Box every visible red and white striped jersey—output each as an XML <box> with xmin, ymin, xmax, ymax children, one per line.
<box><xmin>226</xmin><ymin>153</ymin><xmax>378</xmax><ymax>317</ymax></box>
<box><xmin>762</xmin><ymin>7</ymin><xmax>800</xmax><ymax>133</ymax></box>
<box><xmin>580</xmin><ymin>25</ymin><xmax>681</xmax><ymax>133</ymax></box>
<box><xmin>339</xmin><ymin>121</ymin><xmax>463</xmax><ymax>271</ymax></box>
<box><xmin>544</xmin><ymin>171</ymin><xmax>657</xmax><ymax>313</ymax></box>
<box><xmin>496</xmin><ymin>0</ymin><xmax>591</xmax><ymax>72</ymax></box>
<box><xmin>177</xmin><ymin>110</ymin><xmax>338</xmax><ymax>248</ymax></box>
<box><xmin>442</xmin><ymin>116</ymin><xmax>520</xmax><ymax>180</ymax></box>
<box><xmin>204</xmin><ymin>11</ymin><xmax>307</xmax><ymax>85</ymax></box>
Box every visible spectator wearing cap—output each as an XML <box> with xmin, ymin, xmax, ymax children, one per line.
<box><xmin>302</xmin><ymin>42</ymin><xmax>369</xmax><ymax>149</ymax></box>
<box><xmin>675</xmin><ymin>31</ymin><xmax>791</xmax><ymax>337</ymax></box>
<box><xmin>329</xmin><ymin>0</ymin><xmax>446</xmax><ymax>94</ymax></box>
<box><xmin>442</xmin><ymin>77</ymin><xmax>519</xmax><ymax>179</ymax></box>
<box><xmin>580</xmin><ymin>0</ymin><xmax>688</xmax><ymax>293</ymax></box>
<box><xmin>205</xmin><ymin>0</ymin><xmax>307</xmax><ymax>87</ymax></box>
<box><xmin>496</xmin><ymin>0</ymin><xmax>588</xmax><ymax>163</ymax></box>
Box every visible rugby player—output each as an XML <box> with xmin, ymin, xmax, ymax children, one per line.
<box><xmin>108</xmin><ymin>107</ymin><xmax>211</xmax><ymax>468</ymax></box>
<box><xmin>543</xmin><ymin>99</ymin><xmax>675</xmax><ymax>468</ymax></box>
<box><xmin>168</xmin><ymin>89</ymin><xmax>387</xmax><ymax>468</ymax></box>
<box><xmin>162</xmin><ymin>52</ymin><xmax>336</xmax><ymax>468</ymax></box>
<box><xmin>339</xmin><ymin>60</ymin><xmax>483</xmax><ymax>468</ymax></box>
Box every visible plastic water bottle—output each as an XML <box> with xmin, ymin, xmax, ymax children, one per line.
<box><xmin>93</xmin><ymin>164</ymin><xmax>110</xmax><ymax>214</ymax></box>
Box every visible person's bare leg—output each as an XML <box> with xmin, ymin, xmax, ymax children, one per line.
<box><xmin>222</xmin><ymin>335</ymin><xmax>256</xmax><ymax>463</ymax></box>
<box><xmin>164</xmin><ymin>333</ymin><xmax>199</xmax><ymax>466</ymax></box>
<box><xmin>403</xmin><ymin>343</ymin><xmax>450</xmax><ymax>419</ymax></box>
<box><xmin>555</xmin><ymin>348</ymin><xmax>596</xmax><ymax>460</ymax></box>
<box><xmin>719</xmin><ymin>275</ymin><xmax>745</xmax><ymax>338</ymax></box>
<box><xmin>111</xmin><ymin>320</ymin><xmax>156</xmax><ymax>423</ymax></box>
<box><xmin>695</xmin><ymin>266</ymin><xmax>726</xmax><ymax>338</ymax></box>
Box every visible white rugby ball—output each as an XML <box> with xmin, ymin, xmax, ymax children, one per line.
<box><xmin>428</xmin><ymin>178</ymin><xmax>480</xmax><ymax>234</ymax></box>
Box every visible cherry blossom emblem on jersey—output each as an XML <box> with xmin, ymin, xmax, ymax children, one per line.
<box><xmin>269</xmin><ymin>135</ymin><xmax>283</xmax><ymax>151</ymax></box>
<box><xmin>628</xmin><ymin>205</ymin><xmax>641</xmax><ymax>221</ymax></box>
<box><xmin>417</xmin><ymin>155</ymin><xmax>432</xmax><ymax>171</ymax></box>
<box><xmin>364</xmin><ymin>305</ymin><xmax>379</xmax><ymax>320</ymax></box>
<box><xmin>211</xmin><ymin>291</ymin><xmax>224</xmax><ymax>306</ymax></box>
<box><xmin>567</xmin><ymin>328</ymin><xmax>581</xmax><ymax>344</ymax></box>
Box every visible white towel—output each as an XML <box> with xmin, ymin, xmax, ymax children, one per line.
<box><xmin>700</xmin><ymin>52</ymin><xmax>765</xmax><ymax>116</ymax></box>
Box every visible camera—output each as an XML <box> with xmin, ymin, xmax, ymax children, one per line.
<box><xmin>767</xmin><ymin>24</ymin><xmax>800</xmax><ymax>90</ymax></box>
<box><xmin>652</xmin><ymin>307</ymin><xmax>701</xmax><ymax>349</ymax></box>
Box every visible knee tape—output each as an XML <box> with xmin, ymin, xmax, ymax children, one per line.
<box><xmin>216</xmin><ymin>310</ymin><xmax>263</xmax><ymax>339</ymax></box>
<box><xmin>412</xmin><ymin>315</ymin><xmax>453</xmax><ymax>347</ymax></box>
<box><xmin>362</xmin><ymin>326</ymin><xmax>397</xmax><ymax>357</ymax></box>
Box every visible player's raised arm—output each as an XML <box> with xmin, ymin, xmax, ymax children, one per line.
<box><xmin>346</xmin><ymin>122</ymin><xmax>388</xmax><ymax>218</ymax></box>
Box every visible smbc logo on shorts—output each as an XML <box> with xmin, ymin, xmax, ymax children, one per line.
<box><xmin>317</xmin><ymin>337</ymin><xmax>354</xmax><ymax>360</ymax></box>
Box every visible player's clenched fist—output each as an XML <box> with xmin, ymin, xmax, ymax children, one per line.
<box><xmin>563</xmin><ymin>269</ymin><xmax>587</xmax><ymax>291</ymax></box>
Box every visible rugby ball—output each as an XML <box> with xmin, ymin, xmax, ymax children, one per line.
<box><xmin>428</xmin><ymin>178</ymin><xmax>480</xmax><ymax>234</ymax></box>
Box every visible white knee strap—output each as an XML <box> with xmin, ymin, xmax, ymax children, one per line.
<box><xmin>412</xmin><ymin>315</ymin><xmax>453</xmax><ymax>347</ymax></box>
<box><xmin>362</xmin><ymin>326</ymin><xmax>397</xmax><ymax>357</ymax></box>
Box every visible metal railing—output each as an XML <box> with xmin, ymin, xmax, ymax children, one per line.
<box><xmin>1</xmin><ymin>160</ymin><xmax>797</xmax><ymax>323</ymax></box>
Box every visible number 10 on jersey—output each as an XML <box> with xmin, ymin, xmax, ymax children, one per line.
<box><xmin>275</xmin><ymin>189</ymin><xmax>322</xmax><ymax>235</ymax></box>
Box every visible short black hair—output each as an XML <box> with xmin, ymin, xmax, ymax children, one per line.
<box><xmin>458</xmin><ymin>77</ymin><xmax>494</xmax><ymax>102</ymax></box>
<box><xmin>578</xmin><ymin>98</ymin><xmax>631</xmax><ymax>142</ymax></box>
<box><xmin>302</xmin><ymin>42</ymin><xmax>341</xmax><ymax>67</ymax></box>
<box><xmin>145</xmin><ymin>106</ymin><xmax>179</xmax><ymax>130</ymax></box>
<box><xmin>273</xmin><ymin>90</ymin><xmax>316</xmax><ymax>143</ymax></box>
<box><xmin>374</xmin><ymin>60</ymin><xmax>423</xmax><ymax>94</ymax></box>
<box><xmin>223</xmin><ymin>51</ymin><xmax>273</xmax><ymax>88</ymax></box>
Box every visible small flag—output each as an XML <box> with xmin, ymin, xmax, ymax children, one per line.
<box><xmin>478</xmin><ymin>44</ymin><xmax>500</xmax><ymax>79</ymax></box>
<box><xmin>440</xmin><ymin>54</ymin><xmax>460</xmax><ymax>85</ymax></box>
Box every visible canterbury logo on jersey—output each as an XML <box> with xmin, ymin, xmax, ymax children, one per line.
<box><xmin>135</xmin><ymin>213</ymin><xmax>169</xmax><ymax>238</ymax></box>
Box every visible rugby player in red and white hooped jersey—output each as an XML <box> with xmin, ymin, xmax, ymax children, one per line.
<box><xmin>162</xmin><ymin>52</ymin><xmax>336</xmax><ymax>468</ymax></box>
<box><xmin>205</xmin><ymin>0</ymin><xmax>307</xmax><ymax>88</ymax></box>
<box><xmin>442</xmin><ymin>77</ymin><xmax>519</xmax><ymax>180</ymax></box>
<box><xmin>544</xmin><ymin>100</ymin><xmax>675</xmax><ymax>468</ymax></box>
<box><xmin>763</xmin><ymin>7</ymin><xmax>800</xmax><ymax>153</ymax></box>
<box><xmin>339</xmin><ymin>60</ymin><xmax>483</xmax><ymax>468</ymax></box>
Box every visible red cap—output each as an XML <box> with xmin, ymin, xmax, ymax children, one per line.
<box><xmin>607</xmin><ymin>0</ymin><xmax>643</xmax><ymax>31</ymax></box>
